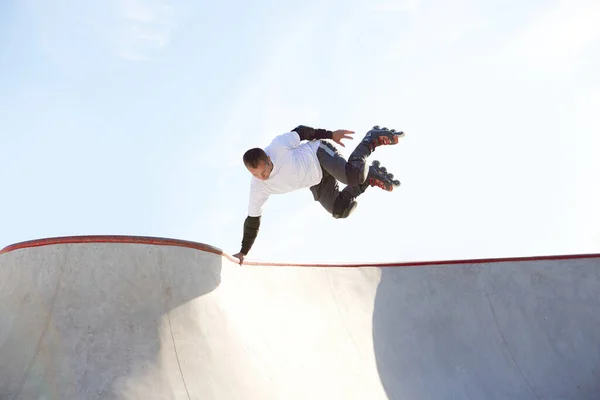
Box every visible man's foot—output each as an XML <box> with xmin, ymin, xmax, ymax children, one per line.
<box><xmin>364</xmin><ymin>160</ymin><xmax>400</xmax><ymax>191</ymax></box>
<box><xmin>361</xmin><ymin>125</ymin><xmax>405</xmax><ymax>151</ymax></box>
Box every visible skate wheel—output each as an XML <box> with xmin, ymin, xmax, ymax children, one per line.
<box><xmin>372</xmin><ymin>160</ymin><xmax>380</xmax><ymax>167</ymax></box>
<box><xmin>382</xmin><ymin>127</ymin><xmax>388</xmax><ymax>130</ymax></box>
<box><xmin>393</xmin><ymin>180</ymin><xmax>400</xmax><ymax>185</ymax></box>
<box><xmin>388</xmin><ymin>173</ymin><xmax>394</xmax><ymax>179</ymax></box>
<box><xmin>381</xmin><ymin>167</ymin><xmax>387</xmax><ymax>173</ymax></box>
<box><xmin>373</xmin><ymin>125</ymin><xmax>380</xmax><ymax>130</ymax></box>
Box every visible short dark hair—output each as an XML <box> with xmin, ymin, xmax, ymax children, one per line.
<box><xmin>243</xmin><ymin>148</ymin><xmax>268</xmax><ymax>168</ymax></box>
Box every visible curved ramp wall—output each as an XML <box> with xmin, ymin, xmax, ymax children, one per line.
<box><xmin>1</xmin><ymin>236</ymin><xmax>599</xmax><ymax>400</ymax></box>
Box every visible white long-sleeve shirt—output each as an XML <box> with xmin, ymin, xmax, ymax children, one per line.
<box><xmin>247</xmin><ymin>131</ymin><xmax>323</xmax><ymax>217</ymax></box>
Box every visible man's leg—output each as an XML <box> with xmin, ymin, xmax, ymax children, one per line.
<box><xmin>316</xmin><ymin>140</ymin><xmax>365</xmax><ymax>186</ymax></box>
<box><xmin>347</xmin><ymin>125</ymin><xmax>405</xmax><ymax>175</ymax></box>
<box><xmin>309</xmin><ymin>165</ymin><xmax>399</xmax><ymax>219</ymax></box>
<box><xmin>309</xmin><ymin>168</ymin><xmax>360</xmax><ymax>219</ymax></box>
<box><xmin>316</xmin><ymin>137</ymin><xmax>401</xmax><ymax>192</ymax></box>
<box><xmin>312</xmin><ymin>140</ymin><xmax>401</xmax><ymax>219</ymax></box>
<box><xmin>316</xmin><ymin>126</ymin><xmax>404</xmax><ymax>186</ymax></box>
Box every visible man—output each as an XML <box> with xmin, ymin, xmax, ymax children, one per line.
<box><xmin>232</xmin><ymin>125</ymin><xmax>404</xmax><ymax>264</ymax></box>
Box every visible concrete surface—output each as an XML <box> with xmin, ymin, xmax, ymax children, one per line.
<box><xmin>0</xmin><ymin>236</ymin><xmax>599</xmax><ymax>400</ymax></box>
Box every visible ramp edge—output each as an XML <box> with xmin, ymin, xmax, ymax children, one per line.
<box><xmin>2</xmin><ymin>235</ymin><xmax>599</xmax><ymax>268</ymax></box>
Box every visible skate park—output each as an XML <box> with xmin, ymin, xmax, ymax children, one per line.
<box><xmin>1</xmin><ymin>235</ymin><xmax>599</xmax><ymax>399</ymax></box>
<box><xmin>2</xmin><ymin>0</ymin><xmax>600</xmax><ymax>399</ymax></box>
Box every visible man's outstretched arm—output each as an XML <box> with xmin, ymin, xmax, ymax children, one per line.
<box><xmin>233</xmin><ymin>215</ymin><xmax>261</xmax><ymax>263</ymax></box>
<box><xmin>292</xmin><ymin>125</ymin><xmax>333</xmax><ymax>141</ymax></box>
<box><xmin>241</xmin><ymin>215</ymin><xmax>260</xmax><ymax>254</ymax></box>
<box><xmin>293</xmin><ymin>125</ymin><xmax>354</xmax><ymax>147</ymax></box>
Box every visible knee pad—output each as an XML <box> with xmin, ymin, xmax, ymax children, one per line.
<box><xmin>345</xmin><ymin>161</ymin><xmax>367</xmax><ymax>186</ymax></box>
<box><xmin>332</xmin><ymin>196</ymin><xmax>357</xmax><ymax>219</ymax></box>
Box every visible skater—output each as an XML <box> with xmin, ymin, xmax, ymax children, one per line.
<box><xmin>232</xmin><ymin>124</ymin><xmax>404</xmax><ymax>264</ymax></box>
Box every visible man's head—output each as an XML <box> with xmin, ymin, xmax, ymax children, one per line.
<box><xmin>243</xmin><ymin>148</ymin><xmax>273</xmax><ymax>180</ymax></box>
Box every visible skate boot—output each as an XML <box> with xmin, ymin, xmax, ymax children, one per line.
<box><xmin>362</xmin><ymin>160</ymin><xmax>400</xmax><ymax>192</ymax></box>
<box><xmin>348</xmin><ymin>125</ymin><xmax>404</xmax><ymax>169</ymax></box>
<box><xmin>360</xmin><ymin>125</ymin><xmax>405</xmax><ymax>152</ymax></box>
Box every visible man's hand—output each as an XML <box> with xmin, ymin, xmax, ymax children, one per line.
<box><xmin>332</xmin><ymin>129</ymin><xmax>354</xmax><ymax>147</ymax></box>
<box><xmin>232</xmin><ymin>252</ymin><xmax>245</xmax><ymax>264</ymax></box>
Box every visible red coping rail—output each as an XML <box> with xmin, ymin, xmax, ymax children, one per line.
<box><xmin>1</xmin><ymin>235</ymin><xmax>599</xmax><ymax>268</ymax></box>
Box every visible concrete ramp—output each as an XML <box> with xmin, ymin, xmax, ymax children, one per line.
<box><xmin>0</xmin><ymin>236</ymin><xmax>599</xmax><ymax>400</ymax></box>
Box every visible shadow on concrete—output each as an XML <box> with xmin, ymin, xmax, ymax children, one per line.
<box><xmin>0</xmin><ymin>240</ymin><xmax>223</xmax><ymax>400</ymax></box>
<box><xmin>372</xmin><ymin>257</ymin><xmax>600</xmax><ymax>400</ymax></box>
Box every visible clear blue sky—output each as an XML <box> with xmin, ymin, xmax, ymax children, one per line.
<box><xmin>1</xmin><ymin>0</ymin><xmax>599</xmax><ymax>263</ymax></box>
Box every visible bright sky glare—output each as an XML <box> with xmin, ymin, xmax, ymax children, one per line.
<box><xmin>1</xmin><ymin>0</ymin><xmax>599</xmax><ymax>263</ymax></box>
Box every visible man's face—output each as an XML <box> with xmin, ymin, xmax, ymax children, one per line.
<box><xmin>246</xmin><ymin>158</ymin><xmax>273</xmax><ymax>181</ymax></box>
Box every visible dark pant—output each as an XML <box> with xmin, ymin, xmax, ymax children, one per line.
<box><xmin>310</xmin><ymin>140</ymin><xmax>369</xmax><ymax>219</ymax></box>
